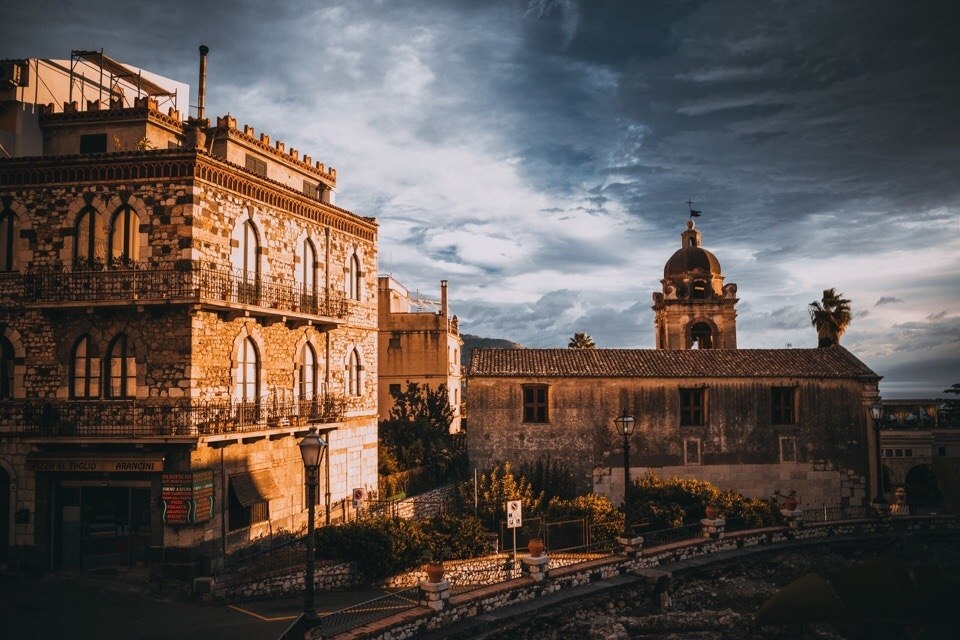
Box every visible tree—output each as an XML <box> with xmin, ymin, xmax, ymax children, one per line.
<box><xmin>808</xmin><ymin>288</ymin><xmax>852</xmax><ymax>347</ymax></box>
<box><xmin>568</xmin><ymin>332</ymin><xmax>596</xmax><ymax>349</ymax></box>
<box><xmin>943</xmin><ymin>383</ymin><xmax>960</xmax><ymax>428</ymax></box>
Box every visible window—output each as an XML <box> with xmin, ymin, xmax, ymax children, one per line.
<box><xmin>235</xmin><ymin>338</ymin><xmax>259</xmax><ymax>402</ymax></box>
<box><xmin>388</xmin><ymin>335</ymin><xmax>401</xmax><ymax>349</ymax></box>
<box><xmin>231</xmin><ymin>220</ymin><xmax>260</xmax><ymax>304</ymax></box>
<box><xmin>0</xmin><ymin>336</ymin><xmax>14</xmax><ymax>399</ymax></box>
<box><xmin>691</xmin><ymin>280</ymin><xmax>708</xmax><ymax>299</ymax></box>
<box><xmin>348</xmin><ymin>253</ymin><xmax>362</xmax><ymax>301</ymax></box>
<box><xmin>105</xmin><ymin>333</ymin><xmax>136</xmax><ymax>398</ymax></box>
<box><xmin>244</xmin><ymin>154</ymin><xmax>267</xmax><ymax>177</ymax></box>
<box><xmin>297</xmin><ymin>343</ymin><xmax>318</xmax><ymax>400</ymax></box>
<box><xmin>679</xmin><ymin>388</ymin><xmax>705</xmax><ymax>426</ymax></box>
<box><xmin>300</xmin><ymin>238</ymin><xmax>317</xmax><ymax>299</ymax></box>
<box><xmin>904</xmin><ymin>449</ymin><xmax>913</xmax><ymax>457</ymax></box>
<box><xmin>303</xmin><ymin>181</ymin><xmax>319</xmax><ymax>199</ymax></box>
<box><xmin>884</xmin><ymin>449</ymin><xmax>893</xmax><ymax>457</ymax></box>
<box><xmin>779</xmin><ymin>436</ymin><xmax>797</xmax><ymax>463</ymax></box>
<box><xmin>689</xmin><ymin>323</ymin><xmax>713</xmax><ymax>349</ymax></box>
<box><xmin>109</xmin><ymin>205</ymin><xmax>140</xmax><ymax>265</ymax></box>
<box><xmin>347</xmin><ymin>349</ymin><xmax>362</xmax><ymax>396</ymax></box>
<box><xmin>939</xmin><ymin>447</ymin><xmax>947</xmax><ymax>457</ymax></box>
<box><xmin>71</xmin><ymin>334</ymin><xmax>100</xmax><ymax>398</ymax></box>
<box><xmin>79</xmin><ymin>133</ymin><xmax>107</xmax><ymax>154</ymax></box>
<box><xmin>522</xmin><ymin>385</ymin><xmax>548</xmax><ymax>423</ymax></box>
<box><xmin>684</xmin><ymin>438</ymin><xmax>701</xmax><ymax>465</ymax></box>
<box><xmin>228</xmin><ymin>478</ymin><xmax>269</xmax><ymax>531</ymax></box>
<box><xmin>0</xmin><ymin>209</ymin><xmax>16</xmax><ymax>272</ymax></box>
<box><xmin>74</xmin><ymin>206</ymin><xmax>104</xmax><ymax>268</ymax></box>
<box><xmin>771</xmin><ymin>387</ymin><xmax>796</xmax><ymax>425</ymax></box>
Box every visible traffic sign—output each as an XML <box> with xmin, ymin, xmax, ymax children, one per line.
<box><xmin>506</xmin><ymin>500</ymin><xmax>522</xmax><ymax>528</ymax></box>
<box><xmin>352</xmin><ymin>487</ymin><xmax>365</xmax><ymax>507</ymax></box>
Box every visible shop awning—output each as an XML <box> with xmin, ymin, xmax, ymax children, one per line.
<box><xmin>230</xmin><ymin>469</ymin><xmax>282</xmax><ymax>506</ymax></box>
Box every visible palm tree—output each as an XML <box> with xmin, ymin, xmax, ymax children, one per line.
<box><xmin>567</xmin><ymin>332</ymin><xmax>596</xmax><ymax>349</ymax></box>
<box><xmin>808</xmin><ymin>288</ymin><xmax>852</xmax><ymax>347</ymax></box>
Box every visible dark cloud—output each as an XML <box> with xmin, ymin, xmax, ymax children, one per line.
<box><xmin>876</xmin><ymin>297</ymin><xmax>904</xmax><ymax>306</ymax></box>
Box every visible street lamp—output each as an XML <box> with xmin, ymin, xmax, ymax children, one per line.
<box><xmin>298</xmin><ymin>427</ymin><xmax>326</xmax><ymax>620</ymax></box>
<box><xmin>870</xmin><ymin>400</ymin><xmax>887</xmax><ymax>508</ymax></box>
<box><xmin>614</xmin><ymin>411</ymin><xmax>636</xmax><ymax>537</ymax></box>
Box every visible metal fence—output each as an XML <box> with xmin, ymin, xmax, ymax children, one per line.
<box><xmin>309</xmin><ymin>586</ymin><xmax>422</xmax><ymax>638</ymax></box>
<box><xmin>24</xmin><ymin>261</ymin><xmax>348</xmax><ymax>319</ymax></box>
<box><xmin>547</xmin><ymin>539</ymin><xmax>618</xmax><ymax>570</ymax></box>
<box><xmin>641</xmin><ymin>522</ymin><xmax>703</xmax><ymax>548</ymax></box>
<box><xmin>800</xmin><ymin>505</ymin><xmax>869</xmax><ymax>523</ymax></box>
<box><xmin>19</xmin><ymin>392</ymin><xmax>345</xmax><ymax>438</ymax></box>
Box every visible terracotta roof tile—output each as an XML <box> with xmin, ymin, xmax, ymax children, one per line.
<box><xmin>467</xmin><ymin>347</ymin><xmax>879</xmax><ymax>379</ymax></box>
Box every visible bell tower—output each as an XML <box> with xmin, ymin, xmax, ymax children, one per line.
<box><xmin>652</xmin><ymin>221</ymin><xmax>738</xmax><ymax>349</ymax></box>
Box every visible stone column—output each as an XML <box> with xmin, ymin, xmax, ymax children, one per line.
<box><xmin>701</xmin><ymin>517</ymin><xmax>726</xmax><ymax>539</ymax></box>
<box><xmin>419</xmin><ymin>579</ymin><xmax>451</xmax><ymax>611</ymax></box>
<box><xmin>617</xmin><ymin>535</ymin><xmax>644</xmax><ymax>556</ymax></box>
<box><xmin>521</xmin><ymin>554</ymin><xmax>550</xmax><ymax>581</ymax></box>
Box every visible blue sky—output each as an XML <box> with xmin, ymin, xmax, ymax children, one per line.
<box><xmin>4</xmin><ymin>0</ymin><xmax>959</xmax><ymax>397</ymax></box>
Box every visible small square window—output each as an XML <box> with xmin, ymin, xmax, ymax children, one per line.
<box><xmin>79</xmin><ymin>133</ymin><xmax>107</xmax><ymax>154</ymax></box>
<box><xmin>244</xmin><ymin>154</ymin><xmax>268</xmax><ymax>177</ymax></box>
<box><xmin>388</xmin><ymin>336</ymin><xmax>401</xmax><ymax>349</ymax></box>
<box><xmin>303</xmin><ymin>181</ymin><xmax>319</xmax><ymax>199</ymax></box>
<box><xmin>904</xmin><ymin>449</ymin><xmax>912</xmax><ymax>457</ymax></box>
<box><xmin>680</xmin><ymin>388</ymin><xmax>706</xmax><ymax>426</ymax></box>
<box><xmin>779</xmin><ymin>436</ymin><xmax>797</xmax><ymax>463</ymax></box>
<box><xmin>683</xmin><ymin>438</ymin><xmax>701</xmax><ymax>465</ymax></box>
<box><xmin>938</xmin><ymin>446</ymin><xmax>947</xmax><ymax>456</ymax></box>
<box><xmin>771</xmin><ymin>387</ymin><xmax>796</xmax><ymax>425</ymax></box>
<box><xmin>522</xmin><ymin>385</ymin><xmax>548</xmax><ymax>423</ymax></box>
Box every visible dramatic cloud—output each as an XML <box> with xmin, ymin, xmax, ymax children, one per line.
<box><xmin>4</xmin><ymin>0</ymin><xmax>959</xmax><ymax>396</ymax></box>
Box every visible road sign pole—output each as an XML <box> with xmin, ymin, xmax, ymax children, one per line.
<box><xmin>513</xmin><ymin>527</ymin><xmax>517</xmax><ymax>564</ymax></box>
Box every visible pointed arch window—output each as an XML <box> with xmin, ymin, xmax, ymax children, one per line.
<box><xmin>0</xmin><ymin>209</ymin><xmax>17</xmax><ymax>272</ymax></box>
<box><xmin>105</xmin><ymin>333</ymin><xmax>136</xmax><ymax>398</ymax></box>
<box><xmin>297</xmin><ymin>343</ymin><xmax>318</xmax><ymax>400</ymax></box>
<box><xmin>0</xmin><ymin>336</ymin><xmax>14</xmax><ymax>399</ymax></box>
<box><xmin>231</xmin><ymin>220</ymin><xmax>261</xmax><ymax>304</ymax></box>
<box><xmin>348</xmin><ymin>253</ymin><xmax>361</xmax><ymax>301</ymax></box>
<box><xmin>347</xmin><ymin>348</ymin><xmax>362</xmax><ymax>396</ymax></box>
<box><xmin>109</xmin><ymin>205</ymin><xmax>140</xmax><ymax>266</ymax></box>
<box><xmin>300</xmin><ymin>238</ymin><xmax>318</xmax><ymax>310</ymax></box>
<box><xmin>71</xmin><ymin>334</ymin><xmax>100</xmax><ymax>398</ymax></box>
<box><xmin>74</xmin><ymin>206</ymin><xmax>105</xmax><ymax>269</ymax></box>
<box><xmin>235</xmin><ymin>337</ymin><xmax>260</xmax><ymax>402</ymax></box>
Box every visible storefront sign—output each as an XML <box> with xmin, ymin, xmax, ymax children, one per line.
<box><xmin>161</xmin><ymin>470</ymin><xmax>215</xmax><ymax>525</ymax></box>
<box><xmin>30</xmin><ymin>458</ymin><xmax>163</xmax><ymax>473</ymax></box>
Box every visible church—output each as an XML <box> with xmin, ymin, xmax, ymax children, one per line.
<box><xmin>466</xmin><ymin>220</ymin><xmax>882</xmax><ymax>508</ymax></box>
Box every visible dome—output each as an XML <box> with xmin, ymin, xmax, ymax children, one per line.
<box><xmin>663</xmin><ymin>245</ymin><xmax>722</xmax><ymax>278</ymax></box>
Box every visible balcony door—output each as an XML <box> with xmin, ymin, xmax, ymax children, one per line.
<box><xmin>230</xmin><ymin>220</ymin><xmax>260</xmax><ymax>305</ymax></box>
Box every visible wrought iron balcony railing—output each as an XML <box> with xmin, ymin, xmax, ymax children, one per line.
<box><xmin>23</xmin><ymin>261</ymin><xmax>348</xmax><ymax>321</ymax></box>
<box><xmin>14</xmin><ymin>393</ymin><xmax>345</xmax><ymax>438</ymax></box>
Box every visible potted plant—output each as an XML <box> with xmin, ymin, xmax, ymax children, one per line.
<box><xmin>704</xmin><ymin>504</ymin><xmax>719</xmax><ymax>520</ymax></box>
<box><xmin>527</xmin><ymin>538</ymin><xmax>544</xmax><ymax>558</ymax></box>
<box><xmin>774</xmin><ymin>489</ymin><xmax>799</xmax><ymax>511</ymax></box>
<box><xmin>425</xmin><ymin>561</ymin><xmax>445</xmax><ymax>583</ymax></box>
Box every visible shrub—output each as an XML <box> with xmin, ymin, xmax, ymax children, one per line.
<box><xmin>455</xmin><ymin>462</ymin><xmax>544</xmax><ymax>530</ymax></box>
<box><xmin>315</xmin><ymin>517</ymin><xmax>426</xmax><ymax>580</ymax></box>
<box><xmin>626</xmin><ymin>475</ymin><xmax>778</xmax><ymax>528</ymax></box>
<box><xmin>423</xmin><ymin>513</ymin><xmax>489</xmax><ymax>561</ymax></box>
<box><xmin>517</xmin><ymin>457</ymin><xmax>578</xmax><ymax>501</ymax></box>
<box><xmin>545</xmin><ymin>493</ymin><xmax>624</xmax><ymax>543</ymax></box>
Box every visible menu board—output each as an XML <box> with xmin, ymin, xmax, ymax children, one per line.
<box><xmin>161</xmin><ymin>470</ymin><xmax>215</xmax><ymax>525</ymax></box>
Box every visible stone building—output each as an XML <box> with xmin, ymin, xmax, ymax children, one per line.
<box><xmin>467</xmin><ymin>222</ymin><xmax>882</xmax><ymax>507</ymax></box>
<box><xmin>0</xmin><ymin>50</ymin><xmax>378</xmax><ymax>576</ymax></box>
<box><xmin>378</xmin><ymin>276</ymin><xmax>462</xmax><ymax>432</ymax></box>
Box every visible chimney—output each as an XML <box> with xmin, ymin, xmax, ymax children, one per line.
<box><xmin>440</xmin><ymin>280</ymin><xmax>448</xmax><ymax>317</ymax></box>
<box><xmin>197</xmin><ymin>45</ymin><xmax>209</xmax><ymax>120</ymax></box>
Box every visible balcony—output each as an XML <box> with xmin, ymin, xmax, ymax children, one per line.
<box><xmin>23</xmin><ymin>261</ymin><xmax>347</xmax><ymax>327</ymax></box>
<box><xmin>10</xmin><ymin>393</ymin><xmax>345</xmax><ymax>441</ymax></box>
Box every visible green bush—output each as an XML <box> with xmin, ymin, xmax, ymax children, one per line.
<box><xmin>545</xmin><ymin>493</ymin><xmax>624</xmax><ymax>542</ymax></box>
<box><xmin>315</xmin><ymin>517</ymin><xmax>426</xmax><ymax>580</ymax></box>
<box><xmin>424</xmin><ymin>513</ymin><xmax>489</xmax><ymax>561</ymax></box>
<box><xmin>455</xmin><ymin>462</ymin><xmax>544</xmax><ymax>530</ymax></box>
<box><xmin>517</xmin><ymin>457</ymin><xmax>578</xmax><ymax>501</ymax></box>
<box><xmin>626</xmin><ymin>475</ymin><xmax>778</xmax><ymax>528</ymax></box>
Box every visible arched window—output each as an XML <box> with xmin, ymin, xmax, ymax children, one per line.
<box><xmin>235</xmin><ymin>337</ymin><xmax>259</xmax><ymax>402</ymax></box>
<box><xmin>109</xmin><ymin>205</ymin><xmax>140</xmax><ymax>266</ymax></box>
<box><xmin>231</xmin><ymin>220</ymin><xmax>260</xmax><ymax>276</ymax></box>
<box><xmin>74</xmin><ymin>206</ymin><xmax>104</xmax><ymax>268</ymax></box>
<box><xmin>689</xmin><ymin>322</ymin><xmax>713</xmax><ymax>349</ymax></box>
<box><xmin>347</xmin><ymin>348</ymin><xmax>362</xmax><ymax>396</ymax></box>
<box><xmin>300</xmin><ymin>239</ymin><xmax>317</xmax><ymax>311</ymax></box>
<box><xmin>0</xmin><ymin>336</ymin><xmax>14</xmax><ymax>399</ymax></box>
<box><xmin>297</xmin><ymin>343</ymin><xmax>318</xmax><ymax>399</ymax></box>
<box><xmin>105</xmin><ymin>333</ymin><xmax>136</xmax><ymax>398</ymax></box>
<box><xmin>0</xmin><ymin>210</ymin><xmax>17</xmax><ymax>272</ymax></box>
<box><xmin>348</xmin><ymin>253</ymin><xmax>361</xmax><ymax>301</ymax></box>
<box><xmin>71</xmin><ymin>334</ymin><xmax>100</xmax><ymax>398</ymax></box>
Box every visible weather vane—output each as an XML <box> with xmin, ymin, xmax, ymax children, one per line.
<box><xmin>687</xmin><ymin>198</ymin><xmax>702</xmax><ymax>218</ymax></box>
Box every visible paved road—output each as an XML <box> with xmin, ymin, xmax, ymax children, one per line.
<box><xmin>0</xmin><ymin>572</ymin><xmax>386</xmax><ymax>640</ymax></box>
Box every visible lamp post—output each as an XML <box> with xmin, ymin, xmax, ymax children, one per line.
<box><xmin>870</xmin><ymin>400</ymin><xmax>887</xmax><ymax>509</ymax></box>
<box><xmin>298</xmin><ymin>427</ymin><xmax>326</xmax><ymax>620</ymax></box>
<box><xmin>614</xmin><ymin>411</ymin><xmax>636</xmax><ymax>537</ymax></box>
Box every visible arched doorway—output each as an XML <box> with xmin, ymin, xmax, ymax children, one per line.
<box><xmin>0</xmin><ymin>466</ymin><xmax>9</xmax><ymax>564</ymax></box>
<box><xmin>904</xmin><ymin>464</ymin><xmax>942</xmax><ymax>507</ymax></box>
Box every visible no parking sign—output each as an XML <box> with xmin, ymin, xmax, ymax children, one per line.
<box><xmin>506</xmin><ymin>500</ymin><xmax>522</xmax><ymax>528</ymax></box>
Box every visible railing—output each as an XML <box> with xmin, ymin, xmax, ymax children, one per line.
<box><xmin>23</xmin><ymin>261</ymin><xmax>348</xmax><ymax>319</ymax></box>
<box><xmin>640</xmin><ymin>522</ymin><xmax>703</xmax><ymax>548</ymax></box>
<box><xmin>800</xmin><ymin>505</ymin><xmax>868</xmax><ymax>523</ymax></box>
<box><xmin>18</xmin><ymin>393</ymin><xmax>345</xmax><ymax>438</ymax></box>
<box><xmin>309</xmin><ymin>586</ymin><xmax>422</xmax><ymax>638</ymax></box>
<box><xmin>546</xmin><ymin>539</ymin><xmax>618</xmax><ymax>570</ymax></box>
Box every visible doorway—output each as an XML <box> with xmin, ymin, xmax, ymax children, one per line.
<box><xmin>56</xmin><ymin>482</ymin><xmax>151</xmax><ymax>570</ymax></box>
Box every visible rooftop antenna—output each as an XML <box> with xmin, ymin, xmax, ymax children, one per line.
<box><xmin>197</xmin><ymin>45</ymin><xmax>209</xmax><ymax>120</ymax></box>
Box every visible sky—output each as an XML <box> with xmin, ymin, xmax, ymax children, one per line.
<box><xmin>3</xmin><ymin>0</ymin><xmax>959</xmax><ymax>397</ymax></box>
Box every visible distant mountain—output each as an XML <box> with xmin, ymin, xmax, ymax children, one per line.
<box><xmin>461</xmin><ymin>334</ymin><xmax>523</xmax><ymax>368</ymax></box>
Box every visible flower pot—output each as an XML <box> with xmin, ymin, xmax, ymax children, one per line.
<box><xmin>527</xmin><ymin>538</ymin><xmax>544</xmax><ymax>558</ymax></box>
<box><xmin>705</xmin><ymin>504</ymin><xmax>718</xmax><ymax>520</ymax></box>
<box><xmin>426</xmin><ymin>562</ymin><xmax>444</xmax><ymax>583</ymax></box>
<box><xmin>784</xmin><ymin>496</ymin><xmax>798</xmax><ymax>511</ymax></box>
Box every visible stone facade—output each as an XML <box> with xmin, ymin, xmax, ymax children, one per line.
<box><xmin>377</xmin><ymin>276</ymin><xmax>462</xmax><ymax>432</ymax></box>
<box><xmin>0</xmin><ymin>84</ymin><xmax>378</xmax><ymax>576</ymax></box>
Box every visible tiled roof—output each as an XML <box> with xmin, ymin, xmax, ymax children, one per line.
<box><xmin>468</xmin><ymin>347</ymin><xmax>879</xmax><ymax>379</ymax></box>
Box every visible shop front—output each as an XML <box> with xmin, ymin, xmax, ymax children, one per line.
<box><xmin>29</xmin><ymin>453</ymin><xmax>164</xmax><ymax>571</ymax></box>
